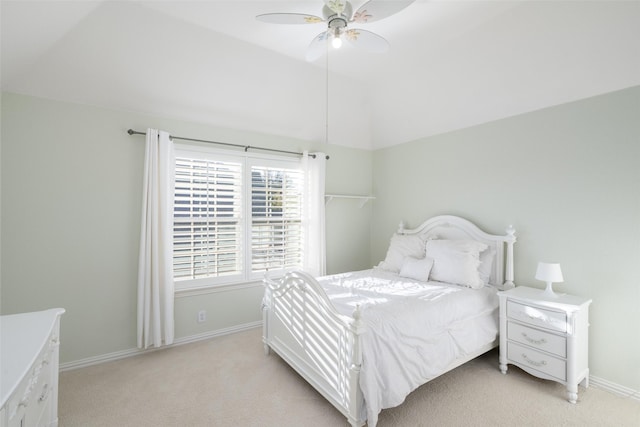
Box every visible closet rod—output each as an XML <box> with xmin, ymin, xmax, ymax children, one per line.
<box><xmin>127</xmin><ymin>129</ymin><xmax>329</xmax><ymax>160</ymax></box>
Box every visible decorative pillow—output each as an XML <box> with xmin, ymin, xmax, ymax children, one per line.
<box><xmin>426</xmin><ymin>239</ymin><xmax>488</xmax><ymax>289</ymax></box>
<box><xmin>399</xmin><ymin>256</ymin><xmax>434</xmax><ymax>282</ymax></box>
<box><xmin>377</xmin><ymin>233</ymin><xmax>426</xmax><ymax>273</ymax></box>
<box><xmin>478</xmin><ymin>245</ymin><xmax>496</xmax><ymax>285</ymax></box>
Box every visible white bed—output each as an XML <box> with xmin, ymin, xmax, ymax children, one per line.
<box><xmin>262</xmin><ymin>215</ymin><xmax>516</xmax><ymax>426</ymax></box>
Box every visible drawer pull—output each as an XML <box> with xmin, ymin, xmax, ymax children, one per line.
<box><xmin>12</xmin><ymin>394</ymin><xmax>30</xmax><ymax>417</ymax></box>
<box><xmin>522</xmin><ymin>353</ymin><xmax>547</xmax><ymax>368</ymax></box>
<box><xmin>39</xmin><ymin>384</ymin><xmax>50</xmax><ymax>403</ymax></box>
<box><xmin>523</xmin><ymin>310</ymin><xmax>543</xmax><ymax>320</ymax></box>
<box><xmin>521</xmin><ymin>310</ymin><xmax>551</xmax><ymax>325</ymax></box>
<box><xmin>522</xmin><ymin>332</ymin><xmax>547</xmax><ymax>346</ymax></box>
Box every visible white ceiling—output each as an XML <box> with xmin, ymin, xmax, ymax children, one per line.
<box><xmin>2</xmin><ymin>0</ymin><xmax>639</xmax><ymax>150</ymax></box>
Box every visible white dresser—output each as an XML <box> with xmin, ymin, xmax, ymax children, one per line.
<box><xmin>1</xmin><ymin>308</ymin><xmax>65</xmax><ymax>427</ymax></box>
<box><xmin>498</xmin><ymin>286</ymin><xmax>591</xmax><ymax>403</ymax></box>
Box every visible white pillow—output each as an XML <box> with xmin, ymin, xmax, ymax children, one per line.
<box><xmin>426</xmin><ymin>239</ymin><xmax>488</xmax><ymax>289</ymax></box>
<box><xmin>479</xmin><ymin>245</ymin><xmax>496</xmax><ymax>285</ymax></box>
<box><xmin>399</xmin><ymin>256</ymin><xmax>434</xmax><ymax>282</ymax></box>
<box><xmin>377</xmin><ymin>233</ymin><xmax>426</xmax><ymax>273</ymax></box>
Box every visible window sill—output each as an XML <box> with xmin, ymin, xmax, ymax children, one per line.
<box><xmin>175</xmin><ymin>280</ymin><xmax>263</xmax><ymax>298</ymax></box>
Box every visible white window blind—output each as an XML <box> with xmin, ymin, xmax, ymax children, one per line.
<box><xmin>173</xmin><ymin>156</ymin><xmax>243</xmax><ymax>284</ymax></box>
<box><xmin>251</xmin><ymin>165</ymin><xmax>304</xmax><ymax>275</ymax></box>
<box><xmin>172</xmin><ymin>147</ymin><xmax>305</xmax><ymax>289</ymax></box>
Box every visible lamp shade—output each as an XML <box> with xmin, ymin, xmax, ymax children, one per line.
<box><xmin>535</xmin><ymin>262</ymin><xmax>564</xmax><ymax>283</ymax></box>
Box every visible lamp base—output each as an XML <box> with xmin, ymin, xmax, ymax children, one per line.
<box><xmin>542</xmin><ymin>281</ymin><xmax>558</xmax><ymax>298</ymax></box>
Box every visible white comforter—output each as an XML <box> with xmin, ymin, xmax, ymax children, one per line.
<box><xmin>317</xmin><ymin>269</ymin><xmax>499</xmax><ymax>426</ymax></box>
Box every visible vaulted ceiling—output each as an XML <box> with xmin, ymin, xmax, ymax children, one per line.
<box><xmin>2</xmin><ymin>1</ymin><xmax>639</xmax><ymax>150</ymax></box>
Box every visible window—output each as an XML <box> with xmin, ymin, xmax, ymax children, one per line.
<box><xmin>251</xmin><ymin>165</ymin><xmax>304</xmax><ymax>274</ymax></box>
<box><xmin>172</xmin><ymin>146</ymin><xmax>305</xmax><ymax>289</ymax></box>
<box><xmin>173</xmin><ymin>154</ymin><xmax>243</xmax><ymax>284</ymax></box>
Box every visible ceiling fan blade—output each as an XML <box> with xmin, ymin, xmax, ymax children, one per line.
<box><xmin>306</xmin><ymin>31</ymin><xmax>329</xmax><ymax>62</ymax></box>
<box><xmin>351</xmin><ymin>0</ymin><xmax>415</xmax><ymax>23</ymax></box>
<box><xmin>345</xmin><ymin>28</ymin><xmax>389</xmax><ymax>53</ymax></box>
<box><xmin>256</xmin><ymin>13</ymin><xmax>324</xmax><ymax>25</ymax></box>
<box><xmin>323</xmin><ymin>0</ymin><xmax>348</xmax><ymax>15</ymax></box>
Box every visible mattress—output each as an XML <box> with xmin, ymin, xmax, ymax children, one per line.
<box><xmin>317</xmin><ymin>268</ymin><xmax>499</xmax><ymax>425</ymax></box>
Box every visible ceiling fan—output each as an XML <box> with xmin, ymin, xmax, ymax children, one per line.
<box><xmin>256</xmin><ymin>0</ymin><xmax>415</xmax><ymax>61</ymax></box>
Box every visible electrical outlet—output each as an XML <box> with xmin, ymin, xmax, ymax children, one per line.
<box><xmin>197</xmin><ymin>310</ymin><xmax>206</xmax><ymax>323</ymax></box>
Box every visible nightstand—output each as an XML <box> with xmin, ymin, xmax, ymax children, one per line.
<box><xmin>498</xmin><ymin>286</ymin><xmax>591</xmax><ymax>403</ymax></box>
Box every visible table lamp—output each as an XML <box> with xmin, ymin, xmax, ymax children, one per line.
<box><xmin>535</xmin><ymin>262</ymin><xmax>563</xmax><ymax>298</ymax></box>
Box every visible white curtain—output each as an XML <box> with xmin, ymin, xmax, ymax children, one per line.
<box><xmin>137</xmin><ymin>128</ymin><xmax>175</xmax><ymax>349</ymax></box>
<box><xmin>302</xmin><ymin>151</ymin><xmax>327</xmax><ymax>277</ymax></box>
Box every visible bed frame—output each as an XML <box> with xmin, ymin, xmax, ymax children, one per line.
<box><xmin>262</xmin><ymin>215</ymin><xmax>517</xmax><ymax>426</ymax></box>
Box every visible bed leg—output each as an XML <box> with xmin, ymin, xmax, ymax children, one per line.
<box><xmin>261</xmin><ymin>298</ymin><xmax>270</xmax><ymax>356</ymax></box>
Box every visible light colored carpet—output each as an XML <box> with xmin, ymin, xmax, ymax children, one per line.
<box><xmin>59</xmin><ymin>327</ymin><xmax>639</xmax><ymax>427</ymax></box>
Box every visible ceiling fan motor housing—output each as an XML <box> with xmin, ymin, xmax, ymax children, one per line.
<box><xmin>329</xmin><ymin>16</ymin><xmax>347</xmax><ymax>36</ymax></box>
<box><xmin>324</xmin><ymin>2</ymin><xmax>351</xmax><ymax>38</ymax></box>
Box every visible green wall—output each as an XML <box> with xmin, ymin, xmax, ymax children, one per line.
<box><xmin>372</xmin><ymin>86</ymin><xmax>640</xmax><ymax>392</ymax></box>
<box><xmin>2</xmin><ymin>87</ymin><xmax>638</xmax><ymax>394</ymax></box>
<box><xmin>0</xmin><ymin>92</ymin><xmax>373</xmax><ymax>363</ymax></box>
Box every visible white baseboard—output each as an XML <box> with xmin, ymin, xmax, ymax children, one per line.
<box><xmin>590</xmin><ymin>375</ymin><xmax>640</xmax><ymax>401</ymax></box>
<box><xmin>60</xmin><ymin>321</ymin><xmax>262</xmax><ymax>372</ymax></box>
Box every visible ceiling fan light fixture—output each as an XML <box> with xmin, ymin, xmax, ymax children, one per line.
<box><xmin>328</xmin><ymin>15</ymin><xmax>346</xmax><ymax>49</ymax></box>
<box><xmin>331</xmin><ymin>27</ymin><xmax>343</xmax><ymax>49</ymax></box>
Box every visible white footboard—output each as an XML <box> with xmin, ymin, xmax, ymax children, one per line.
<box><xmin>262</xmin><ymin>270</ymin><xmax>366</xmax><ymax>427</ymax></box>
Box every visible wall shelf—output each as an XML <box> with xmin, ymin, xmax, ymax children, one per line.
<box><xmin>324</xmin><ymin>194</ymin><xmax>375</xmax><ymax>208</ymax></box>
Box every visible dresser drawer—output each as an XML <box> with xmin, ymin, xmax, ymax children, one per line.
<box><xmin>507</xmin><ymin>321</ymin><xmax>566</xmax><ymax>358</ymax></box>
<box><xmin>507</xmin><ymin>300</ymin><xmax>567</xmax><ymax>333</ymax></box>
<box><xmin>507</xmin><ymin>341</ymin><xmax>566</xmax><ymax>381</ymax></box>
<box><xmin>24</xmin><ymin>351</ymin><xmax>55</xmax><ymax>427</ymax></box>
<box><xmin>5</xmin><ymin>338</ymin><xmax>54</xmax><ymax>427</ymax></box>
<box><xmin>1</xmin><ymin>309</ymin><xmax>65</xmax><ymax>427</ymax></box>
<box><xmin>5</xmin><ymin>361</ymin><xmax>31</xmax><ymax>426</ymax></box>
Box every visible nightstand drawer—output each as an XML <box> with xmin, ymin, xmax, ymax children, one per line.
<box><xmin>507</xmin><ymin>341</ymin><xmax>566</xmax><ymax>381</ymax></box>
<box><xmin>508</xmin><ymin>321</ymin><xmax>566</xmax><ymax>358</ymax></box>
<box><xmin>507</xmin><ymin>300</ymin><xmax>567</xmax><ymax>333</ymax></box>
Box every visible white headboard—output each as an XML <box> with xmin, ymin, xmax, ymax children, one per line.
<box><xmin>398</xmin><ymin>215</ymin><xmax>517</xmax><ymax>288</ymax></box>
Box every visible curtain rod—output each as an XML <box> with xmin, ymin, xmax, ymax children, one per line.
<box><xmin>127</xmin><ymin>129</ymin><xmax>329</xmax><ymax>160</ymax></box>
